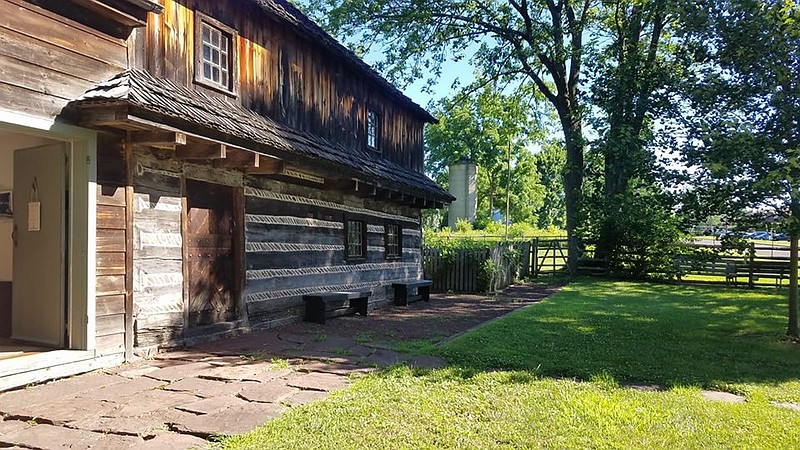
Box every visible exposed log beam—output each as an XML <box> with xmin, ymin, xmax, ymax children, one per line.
<box><xmin>214</xmin><ymin>149</ymin><xmax>258</xmax><ymax>168</ymax></box>
<box><xmin>131</xmin><ymin>131</ymin><xmax>187</xmax><ymax>149</ymax></box>
<box><xmin>176</xmin><ymin>143</ymin><xmax>227</xmax><ymax>159</ymax></box>
<box><xmin>246</xmin><ymin>157</ymin><xmax>284</xmax><ymax>174</ymax></box>
<box><xmin>354</xmin><ymin>180</ymin><xmax>377</xmax><ymax>197</ymax></box>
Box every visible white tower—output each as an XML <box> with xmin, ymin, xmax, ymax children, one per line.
<box><xmin>447</xmin><ymin>158</ymin><xmax>478</xmax><ymax>230</ymax></box>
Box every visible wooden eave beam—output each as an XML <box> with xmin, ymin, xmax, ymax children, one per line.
<box><xmin>176</xmin><ymin>142</ymin><xmax>227</xmax><ymax>160</ymax></box>
<box><xmin>214</xmin><ymin>149</ymin><xmax>259</xmax><ymax>169</ymax></box>
<box><xmin>354</xmin><ymin>180</ymin><xmax>377</xmax><ymax>197</ymax></box>
<box><xmin>246</xmin><ymin>157</ymin><xmax>285</xmax><ymax>175</ymax></box>
<box><xmin>131</xmin><ymin>131</ymin><xmax>187</xmax><ymax>149</ymax></box>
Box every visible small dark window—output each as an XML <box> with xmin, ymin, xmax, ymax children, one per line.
<box><xmin>385</xmin><ymin>224</ymin><xmax>401</xmax><ymax>259</ymax></box>
<box><xmin>367</xmin><ymin>109</ymin><xmax>379</xmax><ymax>151</ymax></box>
<box><xmin>346</xmin><ymin>220</ymin><xmax>366</xmax><ymax>259</ymax></box>
<box><xmin>194</xmin><ymin>13</ymin><xmax>238</xmax><ymax>95</ymax></box>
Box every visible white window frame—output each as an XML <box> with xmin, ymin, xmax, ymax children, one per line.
<box><xmin>367</xmin><ymin>109</ymin><xmax>379</xmax><ymax>152</ymax></box>
<box><xmin>194</xmin><ymin>12</ymin><xmax>238</xmax><ymax>96</ymax></box>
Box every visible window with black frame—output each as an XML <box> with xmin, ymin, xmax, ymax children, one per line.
<box><xmin>346</xmin><ymin>219</ymin><xmax>365</xmax><ymax>259</ymax></box>
<box><xmin>385</xmin><ymin>223</ymin><xmax>401</xmax><ymax>259</ymax></box>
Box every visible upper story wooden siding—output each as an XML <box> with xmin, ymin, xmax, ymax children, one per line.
<box><xmin>0</xmin><ymin>0</ymin><xmax>127</xmax><ymax>120</ymax></box>
<box><xmin>137</xmin><ymin>0</ymin><xmax>427</xmax><ymax>172</ymax></box>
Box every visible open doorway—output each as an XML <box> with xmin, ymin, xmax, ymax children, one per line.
<box><xmin>0</xmin><ymin>133</ymin><xmax>68</xmax><ymax>358</ymax></box>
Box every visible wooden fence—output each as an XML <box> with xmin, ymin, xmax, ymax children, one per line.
<box><xmin>422</xmin><ymin>244</ymin><xmax>519</xmax><ymax>293</ymax></box>
<box><xmin>423</xmin><ymin>238</ymin><xmax>795</xmax><ymax>291</ymax></box>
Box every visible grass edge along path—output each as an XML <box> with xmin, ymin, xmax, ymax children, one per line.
<box><xmin>221</xmin><ymin>280</ymin><xmax>800</xmax><ymax>449</ymax></box>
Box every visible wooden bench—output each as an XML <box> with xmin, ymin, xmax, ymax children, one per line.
<box><xmin>728</xmin><ymin>261</ymin><xmax>790</xmax><ymax>287</ymax></box>
<box><xmin>302</xmin><ymin>291</ymin><xmax>370</xmax><ymax>324</ymax></box>
<box><xmin>673</xmin><ymin>258</ymin><xmax>734</xmax><ymax>282</ymax></box>
<box><xmin>392</xmin><ymin>280</ymin><xmax>433</xmax><ymax>306</ymax></box>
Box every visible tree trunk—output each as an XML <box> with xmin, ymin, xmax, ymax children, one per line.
<box><xmin>789</xmin><ymin>191</ymin><xmax>799</xmax><ymax>338</ymax></box>
<box><xmin>789</xmin><ymin>230</ymin><xmax>798</xmax><ymax>338</ymax></box>
<box><xmin>561</xmin><ymin>111</ymin><xmax>584</xmax><ymax>276</ymax></box>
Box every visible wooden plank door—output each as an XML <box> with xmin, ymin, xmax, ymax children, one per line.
<box><xmin>185</xmin><ymin>179</ymin><xmax>237</xmax><ymax>328</ymax></box>
<box><xmin>12</xmin><ymin>143</ymin><xmax>66</xmax><ymax>346</ymax></box>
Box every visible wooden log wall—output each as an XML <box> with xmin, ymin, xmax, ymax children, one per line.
<box><xmin>242</xmin><ymin>181</ymin><xmax>423</xmax><ymax>329</ymax></box>
<box><xmin>140</xmin><ymin>0</ymin><xmax>426</xmax><ymax>172</ymax></box>
<box><xmin>131</xmin><ymin>150</ymin><xmax>185</xmax><ymax>348</ymax></box>
<box><xmin>94</xmin><ymin>134</ymin><xmax>127</xmax><ymax>357</ymax></box>
<box><xmin>0</xmin><ymin>0</ymin><xmax>127</xmax><ymax>121</ymax></box>
<box><xmin>128</xmin><ymin>147</ymin><xmax>425</xmax><ymax>348</ymax></box>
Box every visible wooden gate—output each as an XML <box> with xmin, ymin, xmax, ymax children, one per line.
<box><xmin>185</xmin><ymin>179</ymin><xmax>237</xmax><ymax>328</ymax></box>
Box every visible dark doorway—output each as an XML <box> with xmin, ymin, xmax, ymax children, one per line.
<box><xmin>185</xmin><ymin>179</ymin><xmax>237</xmax><ymax>328</ymax></box>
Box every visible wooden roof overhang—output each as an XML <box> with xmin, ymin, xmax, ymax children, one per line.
<box><xmin>64</xmin><ymin>70</ymin><xmax>453</xmax><ymax>208</ymax></box>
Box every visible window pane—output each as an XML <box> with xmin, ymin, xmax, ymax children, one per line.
<box><xmin>211</xmin><ymin>30</ymin><xmax>219</xmax><ymax>46</ymax></box>
<box><xmin>221</xmin><ymin>71</ymin><xmax>228</xmax><ymax>86</ymax></box>
<box><xmin>221</xmin><ymin>38</ymin><xmax>228</xmax><ymax>52</ymax></box>
<box><xmin>212</xmin><ymin>67</ymin><xmax>220</xmax><ymax>82</ymax></box>
<box><xmin>203</xmin><ymin>45</ymin><xmax>211</xmax><ymax>60</ymax></box>
<box><xmin>203</xmin><ymin>64</ymin><xmax>211</xmax><ymax>79</ymax></box>
<box><xmin>203</xmin><ymin>26</ymin><xmax>210</xmax><ymax>43</ymax></box>
<box><xmin>347</xmin><ymin>221</ymin><xmax>363</xmax><ymax>257</ymax></box>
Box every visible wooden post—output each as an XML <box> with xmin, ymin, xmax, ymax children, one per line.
<box><xmin>748</xmin><ymin>241</ymin><xmax>756</xmax><ymax>288</ymax></box>
<box><xmin>533</xmin><ymin>238</ymin><xmax>539</xmax><ymax>278</ymax></box>
<box><xmin>123</xmin><ymin>132</ymin><xmax>134</xmax><ymax>361</ymax></box>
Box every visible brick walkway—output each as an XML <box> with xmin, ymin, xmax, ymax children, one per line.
<box><xmin>0</xmin><ymin>285</ymin><xmax>559</xmax><ymax>449</ymax></box>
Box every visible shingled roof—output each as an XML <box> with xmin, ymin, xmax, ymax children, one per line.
<box><xmin>69</xmin><ymin>70</ymin><xmax>453</xmax><ymax>203</ymax></box>
<box><xmin>247</xmin><ymin>0</ymin><xmax>436</xmax><ymax>123</ymax></box>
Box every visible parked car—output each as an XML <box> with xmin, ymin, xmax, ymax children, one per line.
<box><xmin>749</xmin><ymin>231</ymin><xmax>771</xmax><ymax>240</ymax></box>
<box><xmin>773</xmin><ymin>232</ymin><xmax>789</xmax><ymax>241</ymax></box>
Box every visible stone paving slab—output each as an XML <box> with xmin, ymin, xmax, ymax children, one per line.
<box><xmin>199</xmin><ymin>363</ymin><xmax>291</xmax><ymax>382</ymax></box>
<box><xmin>68</xmin><ymin>414</ymin><xmax>171</xmax><ymax>438</ymax></box>
<box><xmin>176</xmin><ymin>395</ymin><xmax>250</xmax><ymax>415</ymax></box>
<box><xmin>305</xmin><ymin>336</ymin><xmax>357</xmax><ymax>352</ymax></box>
<box><xmin>362</xmin><ymin>349</ymin><xmax>409</xmax><ymax>367</ymax></box>
<box><xmin>286</xmin><ymin>372</ymin><xmax>348</xmax><ymax>392</ymax></box>
<box><xmin>0</xmin><ymin>419</ymin><xmax>30</xmax><ymax>436</ymax></box>
<box><xmin>284</xmin><ymin>390</ymin><xmax>328</xmax><ymax>407</ymax></box>
<box><xmin>20</xmin><ymin>396</ymin><xmax>119</xmax><ymax>426</ymax></box>
<box><xmin>78</xmin><ymin>377</ymin><xmax>164</xmax><ymax>401</ymax></box>
<box><xmin>144</xmin><ymin>362</ymin><xmax>217</xmax><ymax>383</ymax></box>
<box><xmin>405</xmin><ymin>355</ymin><xmax>447</xmax><ymax>369</ymax></box>
<box><xmin>701</xmin><ymin>390</ymin><xmax>746</xmax><ymax>403</ymax></box>
<box><xmin>239</xmin><ymin>380</ymin><xmax>300</xmax><ymax>404</ymax></box>
<box><xmin>772</xmin><ymin>401</ymin><xmax>800</xmax><ymax>412</ymax></box>
<box><xmin>164</xmin><ymin>376</ymin><xmax>246</xmax><ymax>398</ymax></box>
<box><xmin>298</xmin><ymin>361</ymin><xmax>377</xmax><ymax>376</ymax></box>
<box><xmin>111</xmin><ymin>389</ymin><xmax>201</xmax><ymax>417</ymax></box>
<box><xmin>0</xmin><ymin>373</ymin><xmax>124</xmax><ymax>412</ymax></box>
<box><xmin>0</xmin><ymin>423</ymin><xmax>142</xmax><ymax>449</ymax></box>
<box><xmin>128</xmin><ymin>432</ymin><xmax>209</xmax><ymax>450</ymax></box>
<box><xmin>170</xmin><ymin>402</ymin><xmax>285</xmax><ymax>438</ymax></box>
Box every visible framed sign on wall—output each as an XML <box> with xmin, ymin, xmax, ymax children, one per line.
<box><xmin>0</xmin><ymin>191</ymin><xmax>12</xmax><ymax>217</ymax></box>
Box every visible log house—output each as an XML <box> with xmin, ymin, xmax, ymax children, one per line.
<box><xmin>0</xmin><ymin>0</ymin><xmax>451</xmax><ymax>390</ymax></box>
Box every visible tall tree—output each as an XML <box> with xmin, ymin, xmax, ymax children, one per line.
<box><xmin>684</xmin><ymin>0</ymin><xmax>799</xmax><ymax>337</ymax></box>
<box><xmin>305</xmin><ymin>0</ymin><xmax>593</xmax><ymax>273</ymax></box>
<box><xmin>425</xmin><ymin>86</ymin><xmax>543</xmax><ymax>224</ymax></box>
<box><xmin>589</xmin><ymin>0</ymin><xmax>698</xmax><ymax>257</ymax></box>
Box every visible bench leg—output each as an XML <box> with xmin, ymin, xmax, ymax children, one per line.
<box><xmin>420</xmin><ymin>286</ymin><xmax>430</xmax><ymax>302</ymax></box>
<box><xmin>352</xmin><ymin>297</ymin><xmax>368</xmax><ymax>316</ymax></box>
<box><xmin>305</xmin><ymin>301</ymin><xmax>326</xmax><ymax>324</ymax></box>
<box><xmin>394</xmin><ymin>285</ymin><xmax>409</xmax><ymax>306</ymax></box>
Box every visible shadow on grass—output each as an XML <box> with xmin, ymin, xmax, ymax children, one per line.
<box><xmin>415</xmin><ymin>279</ymin><xmax>799</xmax><ymax>389</ymax></box>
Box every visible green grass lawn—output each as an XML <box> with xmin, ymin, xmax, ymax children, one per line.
<box><xmin>221</xmin><ymin>280</ymin><xmax>800</xmax><ymax>449</ymax></box>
